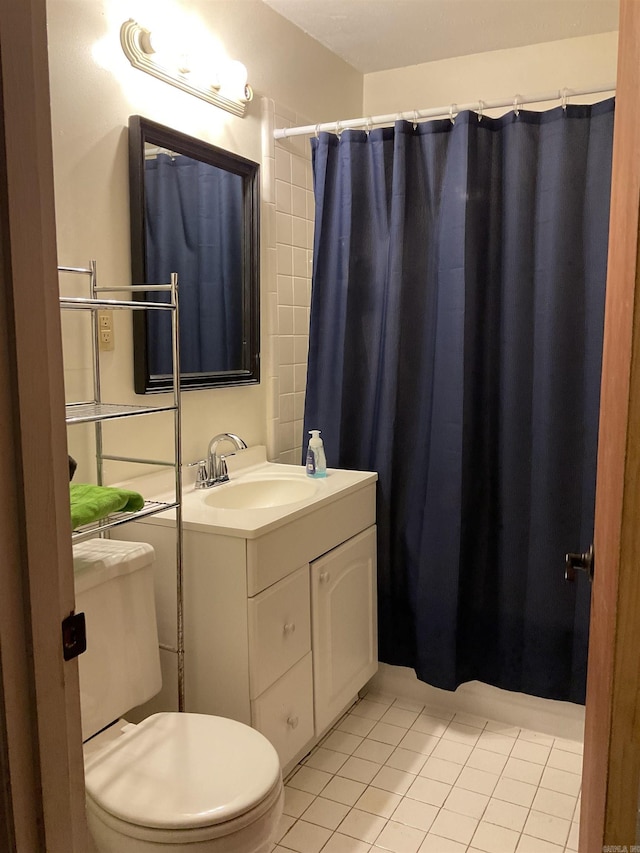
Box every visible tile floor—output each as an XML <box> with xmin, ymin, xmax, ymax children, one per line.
<box><xmin>272</xmin><ymin>689</ymin><xmax>582</xmax><ymax>853</ymax></box>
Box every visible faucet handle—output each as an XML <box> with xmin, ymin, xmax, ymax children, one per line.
<box><xmin>187</xmin><ymin>459</ymin><xmax>209</xmax><ymax>489</ymax></box>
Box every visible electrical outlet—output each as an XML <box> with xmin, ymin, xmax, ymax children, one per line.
<box><xmin>98</xmin><ymin>310</ymin><xmax>114</xmax><ymax>351</ymax></box>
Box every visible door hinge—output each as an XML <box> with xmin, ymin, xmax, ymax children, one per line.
<box><xmin>61</xmin><ymin>611</ymin><xmax>87</xmax><ymax>661</ymax></box>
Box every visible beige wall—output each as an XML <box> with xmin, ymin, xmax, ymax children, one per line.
<box><xmin>364</xmin><ymin>32</ymin><xmax>618</xmax><ymax>118</ymax></box>
<box><xmin>47</xmin><ymin>0</ymin><xmax>362</xmax><ymax>482</ymax></box>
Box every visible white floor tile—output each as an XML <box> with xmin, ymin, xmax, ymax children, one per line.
<box><xmin>405</xmin><ymin>776</ymin><xmax>452</xmax><ymax>807</ymax></box>
<box><xmin>501</xmin><ymin>756</ymin><xmax>544</xmax><ymax>786</ymax></box>
<box><xmin>465</xmin><ymin>748</ymin><xmax>508</xmax><ymax>775</ymax></box>
<box><xmin>288</xmin><ymin>766</ymin><xmax>332</xmax><ymax>795</ymax></box>
<box><xmin>351</xmin><ymin>700</ymin><xmax>390</xmax><ymax>721</ymax></box>
<box><xmin>385</xmin><ymin>747</ymin><xmax>427</xmax><ymax>774</ymax></box>
<box><xmin>338</xmin><ymin>714</ymin><xmax>378</xmax><ymax>737</ymax></box>
<box><xmin>482</xmin><ymin>798</ymin><xmax>528</xmax><ymax>832</ymax></box>
<box><xmin>276</xmin><ymin>813</ymin><xmax>297</xmax><ymax>841</ymax></box>
<box><xmin>539</xmin><ymin>766</ymin><xmax>581</xmax><ymax>797</ymax></box>
<box><xmin>362</xmin><ymin>691</ymin><xmax>395</xmax><ymax>707</ymax></box>
<box><xmin>323</xmin><ymin>731</ymin><xmax>365</xmax><ymax>755</ymax></box>
<box><xmin>429</xmin><ymin>808</ymin><xmax>478</xmax><ymax>845</ymax></box>
<box><xmin>354</xmin><ymin>739</ymin><xmax>396</xmax><ymax>764</ymax></box>
<box><xmin>398</xmin><ymin>731</ymin><xmax>439</xmax><ymax>756</ymax></box>
<box><xmin>475</xmin><ymin>731</ymin><xmax>516</xmax><ymax>755</ymax></box>
<box><xmin>322</xmin><ymin>832</ymin><xmax>372</xmax><ymax>853</ymax></box>
<box><xmin>518</xmin><ymin>728</ymin><xmax>555</xmax><ymax>747</ymax></box>
<box><xmin>279</xmin><ymin>819</ymin><xmax>332</xmax><ymax>853</ymax></box>
<box><xmin>419</xmin><ymin>756</ymin><xmax>462</xmax><ymax>785</ymax></box>
<box><xmin>532</xmin><ymin>786</ymin><xmax>577</xmax><ymax>820</ymax></box>
<box><xmin>371</xmin><ymin>766</ymin><xmax>415</xmax><ymax>796</ymax></box>
<box><xmin>338</xmin><ymin>808</ymin><xmax>388</xmax><ymax>843</ymax></box>
<box><xmin>411</xmin><ymin>715</ymin><xmax>449</xmax><ymax>737</ymax></box>
<box><xmin>369</xmin><ymin>722</ymin><xmax>408</xmax><ymax>747</ymax></box>
<box><xmin>391</xmin><ymin>797</ymin><xmax>438</xmax><ymax>832</ymax></box>
<box><xmin>355</xmin><ymin>787</ymin><xmax>402</xmax><ymax>818</ymax></box>
<box><xmin>471</xmin><ymin>820</ymin><xmax>520</xmax><ymax>853</ymax></box>
<box><xmin>452</xmin><ymin>711</ymin><xmax>489</xmax><ymax>729</ymax></box>
<box><xmin>567</xmin><ymin>821</ymin><xmax>580</xmax><ymax>850</ymax></box>
<box><xmin>515</xmin><ymin>834</ymin><xmax>564</xmax><ymax>853</ymax></box>
<box><xmin>392</xmin><ymin>698</ymin><xmax>426</xmax><ymax>714</ymax></box>
<box><xmin>554</xmin><ymin>737</ymin><xmax>583</xmax><ymax>755</ymax></box>
<box><xmin>573</xmin><ymin>796</ymin><xmax>581</xmax><ymax>823</ymax></box>
<box><xmin>283</xmin><ymin>787</ymin><xmax>316</xmax><ymax>817</ymax></box>
<box><xmin>510</xmin><ymin>739</ymin><xmax>551</xmax><ymax>765</ymax></box>
<box><xmin>322</xmin><ymin>776</ymin><xmax>368</xmax><ymax>806</ymax></box>
<box><xmin>305</xmin><ymin>748</ymin><xmax>349</xmax><ymax>774</ymax></box>
<box><xmin>443</xmin><ymin>786</ymin><xmax>489</xmax><ymax>819</ymax></box>
<box><xmin>381</xmin><ymin>706</ymin><xmax>421</xmax><ymax>729</ymax></box>
<box><xmin>301</xmin><ymin>797</ymin><xmax>351</xmax><ymax>830</ymax></box>
<box><xmin>491</xmin><ymin>777</ymin><xmax>538</xmax><ymax>808</ymax></box>
<box><xmin>485</xmin><ymin>720</ymin><xmax>521</xmax><ymax>738</ymax></box>
<box><xmin>338</xmin><ymin>756</ymin><xmax>383</xmax><ymax>784</ymax></box>
<box><xmin>453</xmin><ymin>765</ymin><xmax>499</xmax><ymax>796</ymax></box>
<box><xmin>420</xmin><ymin>704</ymin><xmax>455</xmax><ymax>721</ymax></box>
<box><xmin>523</xmin><ymin>810</ymin><xmax>571</xmax><ymax>846</ymax></box>
<box><xmin>442</xmin><ymin>721</ymin><xmax>482</xmax><ymax>746</ymax></box>
<box><xmin>546</xmin><ymin>747</ymin><xmax>583</xmax><ymax>775</ymax></box>
<box><xmin>430</xmin><ymin>739</ymin><xmax>473</xmax><ymax>765</ymax></box>
<box><xmin>374</xmin><ymin>820</ymin><xmax>426</xmax><ymax>853</ymax></box>
<box><xmin>418</xmin><ymin>833</ymin><xmax>466</xmax><ymax>852</ymax></box>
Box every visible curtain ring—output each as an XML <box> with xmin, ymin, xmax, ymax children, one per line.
<box><xmin>513</xmin><ymin>94</ymin><xmax>521</xmax><ymax>118</ymax></box>
<box><xmin>561</xmin><ymin>87</ymin><xmax>569</xmax><ymax>112</ymax></box>
<box><xmin>449</xmin><ymin>103</ymin><xmax>457</xmax><ymax>125</ymax></box>
<box><xmin>477</xmin><ymin>100</ymin><xmax>485</xmax><ymax>122</ymax></box>
<box><xmin>335</xmin><ymin>120</ymin><xmax>343</xmax><ymax>138</ymax></box>
<box><xmin>314</xmin><ymin>124</ymin><xmax>321</xmax><ymax>139</ymax></box>
<box><xmin>364</xmin><ymin>116</ymin><xmax>373</xmax><ymax>136</ymax></box>
<box><xmin>413</xmin><ymin>110</ymin><xmax>419</xmax><ymax>130</ymax></box>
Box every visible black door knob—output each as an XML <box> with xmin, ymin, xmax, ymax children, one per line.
<box><xmin>565</xmin><ymin>544</ymin><xmax>594</xmax><ymax>583</ymax></box>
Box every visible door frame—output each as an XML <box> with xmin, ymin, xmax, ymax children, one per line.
<box><xmin>0</xmin><ymin>0</ymin><xmax>88</xmax><ymax>849</ymax></box>
<box><xmin>582</xmin><ymin>0</ymin><xmax>640</xmax><ymax>847</ymax></box>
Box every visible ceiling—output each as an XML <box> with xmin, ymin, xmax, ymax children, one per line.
<box><xmin>261</xmin><ymin>0</ymin><xmax>619</xmax><ymax>74</ymax></box>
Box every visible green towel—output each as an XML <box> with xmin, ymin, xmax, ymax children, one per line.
<box><xmin>70</xmin><ymin>483</ymin><xmax>145</xmax><ymax>529</ymax></box>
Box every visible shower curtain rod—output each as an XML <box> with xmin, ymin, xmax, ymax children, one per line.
<box><xmin>273</xmin><ymin>82</ymin><xmax>616</xmax><ymax>139</ymax></box>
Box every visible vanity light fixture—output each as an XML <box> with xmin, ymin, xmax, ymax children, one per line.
<box><xmin>120</xmin><ymin>19</ymin><xmax>253</xmax><ymax>117</ymax></box>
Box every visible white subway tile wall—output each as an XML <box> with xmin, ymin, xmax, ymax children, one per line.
<box><xmin>272</xmin><ymin>689</ymin><xmax>583</xmax><ymax>853</ymax></box>
<box><xmin>262</xmin><ymin>98</ymin><xmax>314</xmax><ymax>463</ymax></box>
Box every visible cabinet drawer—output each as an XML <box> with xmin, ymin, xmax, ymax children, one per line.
<box><xmin>248</xmin><ymin>566</ymin><xmax>310</xmax><ymax>698</ymax></box>
<box><xmin>251</xmin><ymin>653</ymin><xmax>314</xmax><ymax>770</ymax></box>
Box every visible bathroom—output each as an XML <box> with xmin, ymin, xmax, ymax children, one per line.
<box><xmin>1</xmin><ymin>0</ymin><xmax>638</xmax><ymax>850</ymax></box>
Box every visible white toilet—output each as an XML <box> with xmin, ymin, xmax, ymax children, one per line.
<box><xmin>73</xmin><ymin>538</ymin><xmax>284</xmax><ymax>853</ymax></box>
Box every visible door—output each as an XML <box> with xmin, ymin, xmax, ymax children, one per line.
<box><xmin>0</xmin><ymin>0</ymin><xmax>88</xmax><ymax>849</ymax></box>
<box><xmin>311</xmin><ymin>526</ymin><xmax>378</xmax><ymax>734</ymax></box>
<box><xmin>581</xmin><ymin>0</ymin><xmax>640</xmax><ymax>847</ymax></box>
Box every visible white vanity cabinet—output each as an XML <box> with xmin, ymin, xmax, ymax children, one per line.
<box><xmin>117</xmin><ymin>471</ymin><xmax>377</xmax><ymax>775</ymax></box>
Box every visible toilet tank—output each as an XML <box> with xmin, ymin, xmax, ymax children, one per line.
<box><xmin>73</xmin><ymin>539</ymin><xmax>162</xmax><ymax>741</ymax></box>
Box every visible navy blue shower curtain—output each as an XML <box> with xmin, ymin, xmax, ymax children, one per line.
<box><xmin>304</xmin><ymin>100</ymin><xmax>614</xmax><ymax>703</ymax></box>
<box><xmin>144</xmin><ymin>154</ymin><xmax>243</xmax><ymax>375</ymax></box>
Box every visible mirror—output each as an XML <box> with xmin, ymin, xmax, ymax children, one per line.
<box><xmin>128</xmin><ymin>115</ymin><xmax>260</xmax><ymax>392</ymax></box>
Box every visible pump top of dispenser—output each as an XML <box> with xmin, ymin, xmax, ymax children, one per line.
<box><xmin>309</xmin><ymin>430</ymin><xmax>322</xmax><ymax>445</ymax></box>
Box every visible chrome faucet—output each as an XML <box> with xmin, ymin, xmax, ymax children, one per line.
<box><xmin>206</xmin><ymin>433</ymin><xmax>247</xmax><ymax>486</ymax></box>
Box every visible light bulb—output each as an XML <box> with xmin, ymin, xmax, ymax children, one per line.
<box><xmin>217</xmin><ymin>60</ymin><xmax>248</xmax><ymax>100</ymax></box>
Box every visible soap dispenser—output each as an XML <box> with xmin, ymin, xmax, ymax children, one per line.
<box><xmin>306</xmin><ymin>430</ymin><xmax>327</xmax><ymax>478</ymax></box>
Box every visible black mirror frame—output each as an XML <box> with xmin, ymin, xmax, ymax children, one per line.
<box><xmin>128</xmin><ymin>115</ymin><xmax>260</xmax><ymax>393</ymax></box>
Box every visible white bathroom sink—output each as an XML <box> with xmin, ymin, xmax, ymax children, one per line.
<box><xmin>203</xmin><ymin>477</ymin><xmax>318</xmax><ymax>510</ymax></box>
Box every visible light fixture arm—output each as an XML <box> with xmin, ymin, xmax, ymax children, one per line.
<box><xmin>120</xmin><ymin>19</ymin><xmax>252</xmax><ymax>117</ymax></box>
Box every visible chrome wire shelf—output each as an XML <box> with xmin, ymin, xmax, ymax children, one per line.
<box><xmin>65</xmin><ymin>401</ymin><xmax>177</xmax><ymax>424</ymax></box>
<box><xmin>71</xmin><ymin>500</ymin><xmax>178</xmax><ymax>543</ymax></box>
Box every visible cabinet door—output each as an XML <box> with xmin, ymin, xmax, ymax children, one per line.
<box><xmin>311</xmin><ymin>526</ymin><xmax>378</xmax><ymax>735</ymax></box>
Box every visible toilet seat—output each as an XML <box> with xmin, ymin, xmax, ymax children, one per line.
<box><xmin>85</xmin><ymin>713</ymin><xmax>282</xmax><ymax>834</ymax></box>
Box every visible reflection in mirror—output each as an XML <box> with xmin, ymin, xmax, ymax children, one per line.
<box><xmin>128</xmin><ymin>116</ymin><xmax>260</xmax><ymax>392</ymax></box>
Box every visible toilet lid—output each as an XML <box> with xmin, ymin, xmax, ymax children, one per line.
<box><xmin>84</xmin><ymin>713</ymin><xmax>281</xmax><ymax>830</ymax></box>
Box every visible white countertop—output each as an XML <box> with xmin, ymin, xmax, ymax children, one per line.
<box><xmin>116</xmin><ymin>447</ymin><xmax>377</xmax><ymax>539</ymax></box>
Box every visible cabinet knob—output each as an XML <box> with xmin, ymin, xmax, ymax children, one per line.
<box><xmin>319</xmin><ymin>572</ymin><xmax>331</xmax><ymax>584</ymax></box>
<box><xmin>283</xmin><ymin>622</ymin><xmax>296</xmax><ymax>635</ymax></box>
<box><xmin>287</xmin><ymin>715</ymin><xmax>299</xmax><ymax>729</ymax></box>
